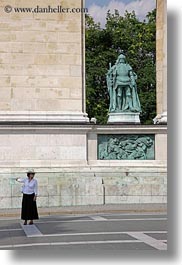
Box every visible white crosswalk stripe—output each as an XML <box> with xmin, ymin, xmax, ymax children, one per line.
<box><xmin>21</xmin><ymin>224</ymin><xmax>43</xmax><ymax>237</ymax></box>
<box><xmin>127</xmin><ymin>232</ymin><xmax>167</xmax><ymax>250</ymax></box>
<box><xmin>90</xmin><ymin>216</ymin><xmax>107</xmax><ymax>221</ymax></box>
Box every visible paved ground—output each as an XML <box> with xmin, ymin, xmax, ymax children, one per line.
<box><xmin>0</xmin><ymin>212</ymin><xmax>167</xmax><ymax>251</ymax></box>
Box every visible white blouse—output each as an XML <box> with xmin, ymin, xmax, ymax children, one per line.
<box><xmin>17</xmin><ymin>178</ymin><xmax>38</xmax><ymax>195</ymax></box>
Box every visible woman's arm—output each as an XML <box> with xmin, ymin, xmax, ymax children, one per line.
<box><xmin>16</xmin><ymin>178</ymin><xmax>25</xmax><ymax>183</ymax></box>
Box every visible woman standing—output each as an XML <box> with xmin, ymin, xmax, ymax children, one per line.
<box><xmin>16</xmin><ymin>169</ymin><xmax>39</xmax><ymax>225</ymax></box>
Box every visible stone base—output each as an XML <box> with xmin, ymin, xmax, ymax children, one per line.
<box><xmin>0</xmin><ymin>111</ymin><xmax>89</xmax><ymax>124</ymax></box>
<box><xmin>153</xmin><ymin>112</ymin><xmax>167</xmax><ymax>125</ymax></box>
<box><xmin>0</xmin><ymin>124</ymin><xmax>167</xmax><ymax>208</ymax></box>
<box><xmin>108</xmin><ymin>112</ymin><xmax>140</xmax><ymax>124</ymax></box>
<box><xmin>0</xmin><ymin>165</ymin><xmax>167</xmax><ymax>209</ymax></box>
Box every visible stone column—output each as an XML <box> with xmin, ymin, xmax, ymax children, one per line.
<box><xmin>0</xmin><ymin>0</ymin><xmax>89</xmax><ymax>123</ymax></box>
<box><xmin>154</xmin><ymin>0</ymin><xmax>167</xmax><ymax>124</ymax></box>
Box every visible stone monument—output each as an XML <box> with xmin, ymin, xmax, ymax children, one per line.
<box><xmin>107</xmin><ymin>54</ymin><xmax>141</xmax><ymax>124</ymax></box>
<box><xmin>0</xmin><ymin>0</ymin><xmax>167</xmax><ymax>209</ymax></box>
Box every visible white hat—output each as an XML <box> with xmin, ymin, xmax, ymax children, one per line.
<box><xmin>27</xmin><ymin>169</ymin><xmax>35</xmax><ymax>174</ymax></box>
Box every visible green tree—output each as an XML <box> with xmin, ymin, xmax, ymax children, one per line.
<box><xmin>85</xmin><ymin>9</ymin><xmax>156</xmax><ymax>124</ymax></box>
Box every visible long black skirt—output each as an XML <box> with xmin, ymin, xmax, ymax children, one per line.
<box><xmin>21</xmin><ymin>193</ymin><xmax>39</xmax><ymax>220</ymax></box>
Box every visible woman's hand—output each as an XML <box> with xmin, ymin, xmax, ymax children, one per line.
<box><xmin>33</xmin><ymin>196</ymin><xmax>37</xmax><ymax>201</ymax></box>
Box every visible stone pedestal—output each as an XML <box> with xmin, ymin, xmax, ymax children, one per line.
<box><xmin>108</xmin><ymin>112</ymin><xmax>140</xmax><ymax>124</ymax></box>
<box><xmin>153</xmin><ymin>111</ymin><xmax>167</xmax><ymax>125</ymax></box>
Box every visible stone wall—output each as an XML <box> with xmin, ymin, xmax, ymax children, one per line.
<box><xmin>0</xmin><ymin>129</ymin><xmax>87</xmax><ymax>167</ymax></box>
<box><xmin>0</xmin><ymin>125</ymin><xmax>167</xmax><ymax>209</ymax></box>
<box><xmin>0</xmin><ymin>165</ymin><xmax>167</xmax><ymax>209</ymax></box>
<box><xmin>0</xmin><ymin>125</ymin><xmax>167</xmax><ymax>168</ymax></box>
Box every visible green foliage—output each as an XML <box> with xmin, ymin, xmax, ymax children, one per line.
<box><xmin>85</xmin><ymin>9</ymin><xmax>156</xmax><ymax>124</ymax></box>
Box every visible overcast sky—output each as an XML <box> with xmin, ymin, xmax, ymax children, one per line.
<box><xmin>86</xmin><ymin>0</ymin><xmax>156</xmax><ymax>27</ymax></box>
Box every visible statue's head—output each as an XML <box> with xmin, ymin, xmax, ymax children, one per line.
<box><xmin>117</xmin><ymin>54</ymin><xmax>126</xmax><ymax>64</ymax></box>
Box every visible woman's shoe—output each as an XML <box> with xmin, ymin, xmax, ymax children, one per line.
<box><xmin>29</xmin><ymin>221</ymin><xmax>33</xmax><ymax>225</ymax></box>
<box><xmin>24</xmin><ymin>221</ymin><xmax>27</xmax><ymax>225</ymax></box>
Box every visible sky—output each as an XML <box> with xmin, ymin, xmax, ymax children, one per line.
<box><xmin>86</xmin><ymin>0</ymin><xmax>156</xmax><ymax>27</ymax></box>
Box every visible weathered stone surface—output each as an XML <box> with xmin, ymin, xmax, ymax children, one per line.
<box><xmin>48</xmin><ymin>196</ymin><xmax>61</xmax><ymax>207</ymax></box>
<box><xmin>0</xmin><ymin>197</ymin><xmax>11</xmax><ymax>209</ymax></box>
<box><xmin>11</xmin><ymin>197</ymin><xmax>22</xmax><ymax>209</ymax></box>
<box><xmin>59</xmin><ymin>195</ymin><xmax>104</xmax><ymax>206</ymax></box>
<box><xmin>37</xmin><ymin>197</ymin><xmax>49</xmax><ymax>208</ymax></box>
<box><xmin>105</xmin><ymin>184</ymin><xmax>152</xmax><ymax>197</ymax></box>
<box><xmin>0</xmin><ymin>165</ymin><xmax>167</xmax><ymax>209</ymax></box>
<box><xmin>0</xmin><ymin>177</ymin><xmax>12</xmax><ymax>196</ymax></box>
<box><xmin>11</xmin><ymin>185</ymin><xmax>22</xmax><ymax>197</ymax></box>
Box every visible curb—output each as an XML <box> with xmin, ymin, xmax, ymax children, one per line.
<box><xmin>0</xmin><ymin>204</ymin><xmax>167</xmax><ymax>218</ymax></box>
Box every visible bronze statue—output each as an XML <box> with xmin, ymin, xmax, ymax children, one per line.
<box><xmin>107</xmin><ymin>54</ymin><xmax>141</xmax><ymax>113</ymax></box>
